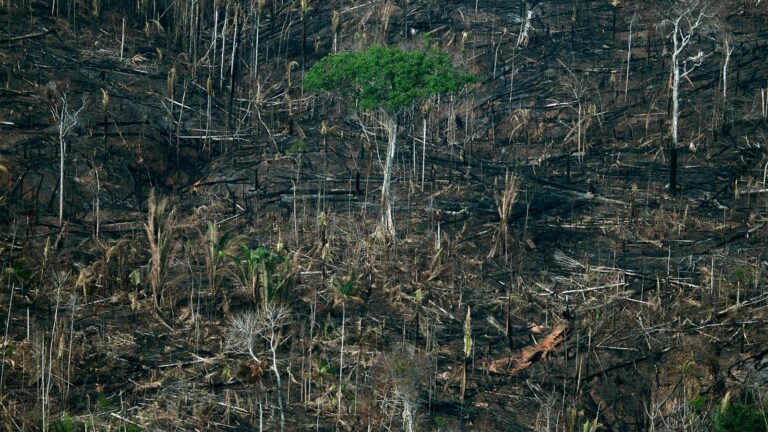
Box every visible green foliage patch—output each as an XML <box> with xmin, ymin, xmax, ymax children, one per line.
<box><xmin>712</xmin><ymin>400</ymin><xmax>767</xmax><ymax>432</ymax></box>
<box><xmin>305</xmin><ymin>45</ymin><xmax>475</xmax><ymax>114</ymax></box>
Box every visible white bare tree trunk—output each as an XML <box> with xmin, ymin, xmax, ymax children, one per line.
<box><xmin>381</xmin><ymin>113</ymin><xmax>398</xmax><ymax>240</ymax></box>
<box><xmin>723</xmin><ymin>38</ymin><xmax>734</xmax><ymax>100</ymax></box>
<box><xmin>402</xmin><ymin>397</ymin><xmax>415</xmax><ymax>432</ymax></box>
<box><xmin>577</xmin><ymin>102</ymin><xmax>582</xmax><ymax>164</ymax></box>
<box><xmin>670</xmin><ymin>33</ymin><xmax>681</xmax><ymax>192</ymax></box>
<box><xmin>625</xmin><ymin>14</ymin><xmax>635</xmax><ymax>99</ymax></box>
<box><xmin>94</xmin><ymin>168</ymin><xmax>100</xmax><ymax>239</ymax></box>
<box><xmin>212</xmin><ymin>0</ymin><xmax>218</xmax><ymax>70</ymax></box>
<box><xmin>229</xmin><ymin>6</ymin><xmax>238</xmax><ymax>86</ymax></box>
<box><xmin>269</xmin><ymin>325</ymin><xmax>285</xmax><ymax>432</ymax></box>
<box><xmin>516</xmin><ymin>7</ymin><xmax>534</xmax><ymax>48</ymax></box>
<box><xmin>666</xmin><ymin>1</ymin><xmax>708</xmax><ymax>192</ymax></box>
<box><xmin>59</xmin><ymin>126</ymin><xmax>65</xmax><ymax>227</ymax></box>
<box><xmin>338</xmin><ymin>302</ymin><xmax>345</xmax><ymax>418</ymax></box>
<box><xmin>220</xmin><ymin>5</ymin><xmax>228</xmax><ymax>91</ymax></box>
<box><xmin>672</xmin><ymin>46</ymin><xmax>680</xmax><ymax>150</ymax></box>
<box><xmin>254</xmin><ymin>10</ymin><xmax>261</xmax><ymax>77</ymax></box>
<box><xmin>421</xmin><ymin>117</ymin><xmax>426</xmax><ymax>190</ymax></box>
<box><xmin>51</xmin><ymin>94</ymin><xmax>85</xmax><ymax>228</ymax></box>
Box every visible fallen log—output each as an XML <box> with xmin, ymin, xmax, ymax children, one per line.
<box><xmin>487</xmin><ymin>324</ymin><xmax>567</xmax><ymax>375</ymax></box>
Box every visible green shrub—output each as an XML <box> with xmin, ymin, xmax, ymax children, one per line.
<box><xmin>712</xmin><ymin>400</ymin><xmax>766</xmax><ymax>432</ymax></box>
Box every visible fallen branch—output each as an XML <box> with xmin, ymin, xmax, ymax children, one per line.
<box><xmin>0</xmin><ymin>28</ymin><xmax>55</xmax><ymax>43</ymax></box>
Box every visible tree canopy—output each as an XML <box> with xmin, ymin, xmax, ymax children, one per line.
<box><xmin>304</xmin><ymin>44</ymin><xmax>475</xmax><ymax>114</ymax></box>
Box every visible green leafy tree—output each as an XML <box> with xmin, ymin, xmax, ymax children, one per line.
<box><xmin>305</xmin><ymin>45</ymin><xmax>474</xmax><ymax>240</ymax></box>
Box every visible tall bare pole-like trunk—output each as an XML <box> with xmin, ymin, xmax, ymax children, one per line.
<box><xmin>666</xmin><ymin>0</ymin><xmax>708</xmax><ymax>193</ymax></box>
<box><xmin>421</xmin><ymin>117</ymin><xmax>427</xmax><ymax>190</ymax></box>
<box><xmin>212</xmin><ymin>0</ymin><xmax>218</xmax><ymax>72</ymax></box>
<box><xmin>337</xmin><ymin>301</ymin><xmax>345</xmax><ymax>418</ymax></box>
<box><xmin>254</xmin><ymin>0</ymin><xmax>264</xmax><ymax>78</ymax></box>
<box><xmin>625</xmin><ymin>12</ymin><xmax>636</xmax><ymax>100</ymax></box>
<box><xmin>269</xmin><ymin>316</ymin><xmax>285</xmax><ymax>432</ymax></box>
<box><xmin>671</xmin><ymin>33</ymin><xmax>681</xmax><ymax>184</ymax></box>
<box><xmin>51</xmin><ymin>93</ymin><xmax>85</xmax><ymax>228</ymax></box>
<box><xmin>381</xmin><ymin>113</ymin><xmax>398</xmax><ymax>240</ymax></box>
<box><xmin>722</xmin><ymin>37</ymin><xmax>734</xmax><ymax>100</ymax></box>
<box><xmin>59</xmin><ymin>123</ymin><xmax>65</xmax><ymax>226</ymax></box>
<box><xmin>219</xmin><ymin>4</ymin><xmax>228</xmax><ymax>92</ymax></box>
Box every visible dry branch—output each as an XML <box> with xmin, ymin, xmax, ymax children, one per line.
<box><xmin>0</xmin><ymin>28</ymin><xmax>55</xmax><ymax>43</ymax></box>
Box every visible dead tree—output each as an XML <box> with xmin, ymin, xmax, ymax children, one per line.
<box><xmin>659</xmin><ymin>0</ymin><xmax>710</xmax><ymax>193</ymax></box>
<box><xmin>227</xmin><ymin>306</ymin><xmax>290</xmax><ymax>432</ymax></box>
<box><xmin>48</xmin><ymin>87</ymin><xmax>86</xmax><ymax>228</ymax></box>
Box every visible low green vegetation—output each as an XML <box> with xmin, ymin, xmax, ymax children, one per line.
<box><xmin>712</xmin><ymin>397</ymin><xmax>767</xmax><ymax>432</ymax></box>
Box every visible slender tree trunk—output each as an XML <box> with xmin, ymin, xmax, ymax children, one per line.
<box><xmin>723</xmin><ymin>38</ymin><xmax>732</xmax><ymax>100</ymax></box>
<box><xmin>670</xmin><ymin>47</ymin><xmax>680</xmax><ymax>192</ymax></box>
<box><xmin>271</xmin><ymin>329</ymin><xmax>285</xmax><ymax>431</ymax></box>
<box><xmin>421</xmin><ymin>117</ymin><xmax>427</xmax><ymax>190</ymax></box>
<box><xmin>625</xmin><ymin>15</ymin><xmax>634</xmax><ymax>99</ymax></box>
<box><xmin>577</xmin><ymin>102</ymin><xmax>582</xmax><ymax>164</ymax></box>
<box><xmin>59</xmin><ymin>128</ymin><xmax>65</xmax><ymax>227</ymax></box>
<box><xmin>381</xmin><ymin>113</ymin><xmax>398</xmax><ymax>239</ymax></box>
<box><xmin>94</xmin><ymin>167</ymin><xmax>100</xmax><ymax>239</ymax></box>
<box><xmin>212</xmin><ymin>0</ymin><xmax>218</xmax><ymax>72</ymax></box>
<box><xmin>403</xmin><ymin>397</ymin><xmax>415</xmax><ymax>432</ymax></box>
<box><xmin>254</xmin><ymin>11</ymin><xmax>261</xmax><ymax>78</ymax></box>
<box><xmin>220</xmin><ymin>5</ymin><xmax>228</xmax><ymax>92</ymax></box>
<box><xmin>301</xmin><ymin>15</ymin><xmax>306</xmax><ymax>70</ymax></box>
<box><xmin>338</xmin><ymin>301</ymin><xmax>345</xmax><ymax>418</ymax></box>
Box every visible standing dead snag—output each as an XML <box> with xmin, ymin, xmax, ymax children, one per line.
<box><xmin>625</xmin><ymin>10</ymin><xmax>638</xmax><ymax>100</ymax></box>
<box><xmin>305</xmin><ymin>45</ymin><xmax>474</xmax><ymax>241</ymax></box>
<box><xmin>516</xmin><ymin>1</ymin><xmax>537</xmax><ymax>49</ymax></box>
<box><xmin>46</xmin><ymin>83</ymin><xmax>86</xmax><ymax>228</ymax></box>
<box><xmin>227</xmin><ymin>306</ymin><xmax>290</xmax><ymax>432</ymax></box>
<box><xmin>659</xmin><ymin>0</ymin><xmax>710</xmax><ymax>193</ymax></box>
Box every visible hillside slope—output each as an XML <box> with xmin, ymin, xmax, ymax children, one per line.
<box><xmin>2</xmin><ymin>0</ymin><xmax>768</xmax><ymax>430</ymax></box>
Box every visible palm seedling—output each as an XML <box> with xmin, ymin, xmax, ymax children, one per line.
<box><xmin>230</xmin><ymin>245</ymin><xmax>293</xmax><ymax>310</ymax></box>
<box><xmin>202</xmin><ymin>221</ymin><xmax>237</xmax><ymax>307</ymax></box>
<box><xmin>144</xmin><ymin>189</ymin><xmax>178</xmax><ymax>310</ymax></box>
<box><xmin>488</xmin><ymin>173</ymin><xmax>518</xmax><ymax>261</ymax></box>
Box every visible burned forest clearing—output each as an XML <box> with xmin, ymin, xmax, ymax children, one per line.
<box><xmin>2</xmin><ymin>0</ymin><xmax>768</xmax><ymax>430</ymax></box>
